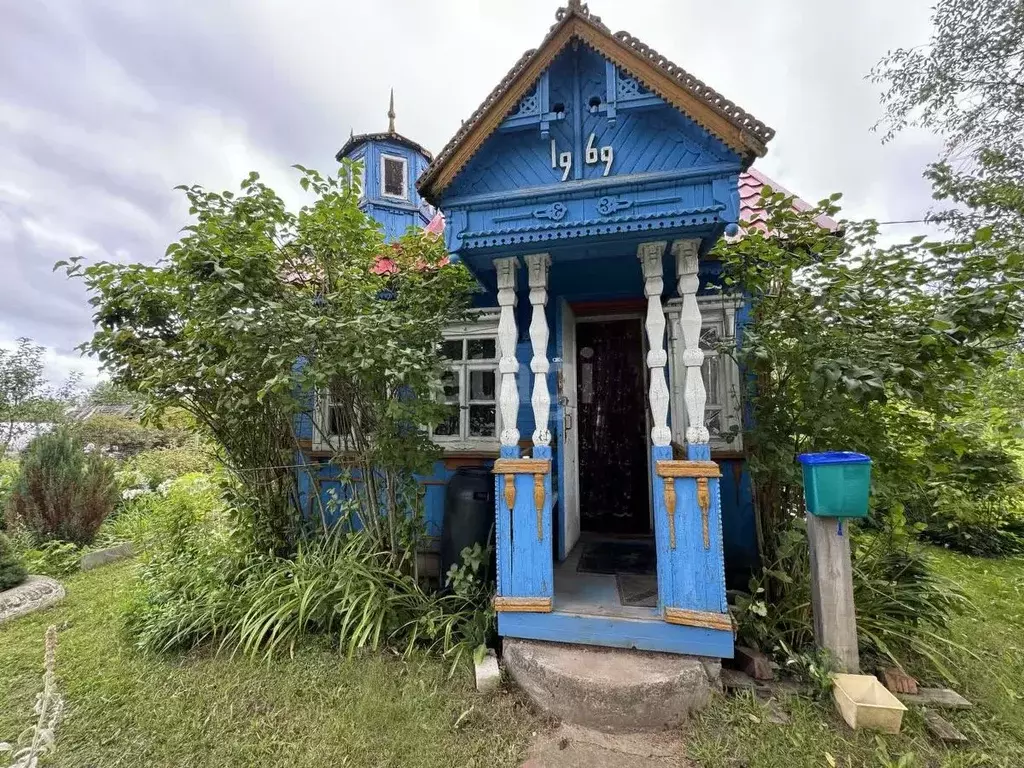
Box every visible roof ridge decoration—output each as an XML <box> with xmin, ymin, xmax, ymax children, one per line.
<box><xmin>418</xmin><ymin>2</ymin><xmax>775</xmax><ymax>202</ymax></box>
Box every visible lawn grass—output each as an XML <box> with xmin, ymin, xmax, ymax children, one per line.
<box><xmin>4</xmin><ymin>548</ymin><xmax>1024</xmax><ymax>767</ymax></box>
<box><xmin>0</xmin><ymin>563</ymin><xmax>540</xmax><ymax>768</ymax></box>
<box><xmin>686</xmin><ymin>547</ymin><xmax>1024</xmax><ymax>767</ymax></box>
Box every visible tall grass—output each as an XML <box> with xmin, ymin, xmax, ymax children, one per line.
<box><xmin>735</xmin><ymin>523</ymin><xmax>976</xmax><ymax>682</ymax></box>
<box><xmin>123</xmin><ymin>475</ymin><xmax>490</xmax><ymax>668</ymax></box>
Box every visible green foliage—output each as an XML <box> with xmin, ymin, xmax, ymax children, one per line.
<box><xmin>116</xmin><ymin>446</ymin><xmax>219</xmax><ymax>491</ymax></box>
<box><xmin>0</xmin><ymin>457</ymin><xmax>19</xmax><ymax>518</ymax></box>
<box><xmin>714</xmin><ymin>189</ymin><xmax>1023</xmax><ymax>568</ymax></box>
<box><xmin>6</xmin><ymin>427</ymin><xmax>119</xmax><ymax>546</ymax></box>
<box><xmin>65</xmin><ymin>164</ymin><xmax>475</xmax><ymax>554</ymax></box>
<box><xmin>87</xmin><ymin>381</ymin><xmax>144</xmax><ymax>407</ymax></box>
<box><xmin>123</xmin><ymin>475</ymin><xmax>490</xmax><ymax>668</ymax></box>
<box><xmin>735</xmin><ymin>524</ymin><xmax>974</xmax><ymax>681</ymax></box>
<box><xmin>72</xmin><ymin>414</ymin><xmax>183</xmax><ymax>456</ymax></box>
<box><xmin>0</xmin><ymin>338</ymin><xmax>81</xmax><ymax>453</ymax></box>
<box><xmin>872</xmin><ymin>0</ymin><xmax>1024</xmax><ymax>245</ymax></box>
<box><xmin>0</xmin><ymin>531</ymin><xmax>27</xmax><ymax>590</ymax></box>
<box><xmin>18</xmin><ymin>540</ymin><xmax>81</xmax><ymax>578</ymax></box>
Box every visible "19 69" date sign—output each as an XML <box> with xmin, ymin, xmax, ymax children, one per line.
<box><xmin>550</xmin><ymin>133</ymin><xmax>614</xmax><ymax>181</ymax></box>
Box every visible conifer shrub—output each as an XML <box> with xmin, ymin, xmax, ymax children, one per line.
<box><xmin>6</xmin><ymin>428</ymin><xmax>118</xmax><ymax>546</ymax></box>
<box><xmin>0</xmin><ymin>531</ymin><xmax>28</xmax><ymax>590</ymax></box>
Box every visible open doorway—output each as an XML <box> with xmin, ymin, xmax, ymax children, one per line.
<box><xmin>555</xmin><ymin>313</ymin><xmax>658</xmax><ymax>617</ymax></box>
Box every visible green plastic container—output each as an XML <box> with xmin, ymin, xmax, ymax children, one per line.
<box><xmin>798</xmin><ymin>452</ymin><xmax>872</xmax><ymax>518</ymax></box>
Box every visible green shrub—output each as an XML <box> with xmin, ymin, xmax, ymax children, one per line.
<box><xmin>124</xmin><ymin>481</ymin><xmax>491</xmax><ymax>667</ymax></box>
<box><xmin>6</xmin><ymin>427</ymin><xmax>119</xmax><ymax>546</ymax></box>
<box><xmin>0</xmin><ymin>457</ymin><xmax>20</xmax><ymax>520</ymax></box>
<box><xmin>117</xmin><ymin>446</ymin><xmax>218</xmax><ymax>491</ymax></box>
<box><xmin>0</xmin><ymin>531</ymin><xmax>28</xmax><ymax>590</ymax></box>
<box><xmin>19</xmin><ymin>539</ymin><xmax>81</xmax><ymax>578</ymax></box>
<box><xmin>72</xmin><ymin>415</ymin><xmax>183</xmax><ymax>456</ymax></box>
<box><xmin>735</xmin><ymin>523</ymin><xmax>974</xmax><ymax>682</ymax></box>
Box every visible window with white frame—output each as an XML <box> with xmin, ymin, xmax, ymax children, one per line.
<box><xmin>431</xmin><ymin>311</ymin><xmax>501</xmax><ymax>449</ymax></box>
<box><xmin>381</xmin><ymin>154</ymin><xmax>408</xmax><ymax>200</ymax></box>
<box><xmin>667</xmin><ymin>297</ymin><xmax>744</xmax><ymax>452</ymax></box>
<box><xmin>313</xmin><ymin>388</ymin><xmax>369</xmax><ymax>452</ymax></box>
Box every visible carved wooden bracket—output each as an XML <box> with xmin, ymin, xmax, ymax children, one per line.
<box><xmin>697</xmin><ymin>477</ymin><xmax>711</xmax><ymax>550</ymax></box>
<box><xmin>493</xmin><ymin>459</ymin><xmax>552</xmax><ymax>542</ymax></box>
<box><xmin>655</xmin><ymin>461</ymin><xmax>720</xmax><ymax>551</ymax></box>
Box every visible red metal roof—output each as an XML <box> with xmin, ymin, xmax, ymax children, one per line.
<box><xmin>739</xmin><ymin>167</ymin><xmax>839</xmax><ymax>232</ymax></box>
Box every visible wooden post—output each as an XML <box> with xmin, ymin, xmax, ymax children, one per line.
<box><xmin>806</xmin><ymin>512</ymin><xmax>860</xmax><ymax>672</ymax></box>
<box><xmin>494</xmin><ymin>256</ymin><xmax>521</xmax><ymax>454</ymax></box>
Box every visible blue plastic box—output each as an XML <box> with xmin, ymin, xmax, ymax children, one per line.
<box><xmin>798</xmin><ymin>452</ymin><xmax>872</xmax><ymax>518</ymax></box>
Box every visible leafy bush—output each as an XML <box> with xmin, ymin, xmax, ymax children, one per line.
<box><xmin>0</xmin><ymin>531</ymin><xmax>28</xmax><ymax>590</ymax></box>
<box><xmin>117</xmin><ymin>446</ymin><xmax>218</xmax><ymax>492</ymax></box>
<box><xmin>18</xmin><ymin>540</ymin><xmax>81</xmax><ymax>578</ymax></box>
<box><xmin>6</xmin><ymin>427</ymin><xmax>119</xmax><ymax>546</ymax></box>
<box><xmin>735</xmin><ymin>523</ymin><xmax>974</xmax><ymax>681</ymax></box>
<box><xmin>72</xmin><ymin>415</ymin><xmax>183</xmax><ymax>456</ymax></box>
<box><xmin>0</xmin><ymin>457</ymin><xmax>19</xmax><ymax>520</ymax></box>
<box><xmin>124</xmin><ymin>478</ymin><xmax>491</xmax><ymax>667</ymax></box>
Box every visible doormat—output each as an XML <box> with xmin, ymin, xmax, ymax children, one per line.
<box><xmin>576</xmin><ymin>540</ymin><xmax>656</xmax><ymax>576</ymax></box>
<box><xmin>616</xmin><ymin>574</ymin><xmax>658</xmax><ymax>608</ymax></box>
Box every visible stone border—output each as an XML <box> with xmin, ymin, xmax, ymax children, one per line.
<box><xmin>79</xmin><ymin>541</ymin><xmax>135</xmax><ymax>571</ymax></box>
<box><xmin>0</xmin><ymin>576</ymin><xmax>66</xmax><ymax>625</ymax></box>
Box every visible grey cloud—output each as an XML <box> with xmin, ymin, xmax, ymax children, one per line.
<box><xmin>0</xmin><ymin>0</ymin><xmax>944</xmax><ymax>386</ymax></box>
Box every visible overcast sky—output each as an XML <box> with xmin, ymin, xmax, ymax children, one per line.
<box><xmin>0</xmin><ymin>0</ymin><xmax>940</xmax><ymax>387</ymax></box>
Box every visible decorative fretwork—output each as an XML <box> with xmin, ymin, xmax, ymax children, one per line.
<box><xmin>616</xmin><ymin>71</ymin><xmax>649</xmax><ymax>100</ymax></box>
<box><xmin>513</xmin><ymin>90</ymin><xmax>540</xmax><ymax>118</ymax></box>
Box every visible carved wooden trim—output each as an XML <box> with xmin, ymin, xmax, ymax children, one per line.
<box><xmin>673</xmin><ymin>239</ymin><xmax>710</xmax><ymax>446</ymax></box>
<box><xmin>525</xmin><ymin>253</ymin><xmax>552</xmax><ymax>448</ymax></box>
<box><xmin>495</xmin><ymin>256</ymin><xmax>521</xmax><ymax>448</ymax></box>
<box><xmin>697</xmin><ymin>477</ymin><xmax>711</xmax><ymax>550</ymax></box>
<box><xmin>663</xmin><ymin>607</ymin><xmax>732</xmax><ymax>632</ymax></box>
<box><xmin>422</xmin><ymin>17</ymin><xmax>766</xmax><ymax>197</ymax></box>
<box><xmin>494</xmin><ymin>596</ymin><xmax>553</xmax><ymax>613</ymax></box>
<box><xmin>639</xmin><ymin>241</ymin><xmax>671</xmax><ymax>447</ymax></box>
<box><xmin>655</xmin><ymin>461</ymin><xmax>722</xmax><ymax>478</ymax></box>
<box><xmin>663</xmin><ymin>477</ymin><xmax>677</xmax><ymax>549</ymax></box>
<box><xmin>503</xmin><ymin>475</ymin><xmax>516</xmax><ymax>511</ymax></box>
<box><xmin>492</xmin><ymin>459</ymin><xmax>552</xmax><ymax>474</ymax></box>
<box><xmin>533</xmin><ymin>474</ymin><xmax>545</xmax><ymax>541</ymax></box>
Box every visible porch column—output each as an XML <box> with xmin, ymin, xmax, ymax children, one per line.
<box><xmin>494</xmin><ymin>256</ymin><xmax>521</xmax><ymax>457</ymax></box>
<box><xmin>525</xmin><ymin>253</ymin><xmax>552</xmax><ymax>451</ymax></box>
<box><xmin>638</xmin><ymin>241</ymin><xmax>671</xmax><ymax>448</ymax></box>
<box><xmin>672</xmin><ymin>238</ymin><xmax>710</xmax><ymax>456</ymax></box>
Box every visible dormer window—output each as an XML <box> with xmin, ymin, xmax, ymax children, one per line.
<box><xmin>381</xmin><ymin>154</ymin><xmax>408</xmax><ymax>200</ymax></box>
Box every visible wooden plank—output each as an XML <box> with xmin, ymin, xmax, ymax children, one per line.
<box><xmin>805</xmin><ymin>512</ymin><xmax>859</xmax><ymax>673</ymax></box>
<box><xmin>663</xmin><ymin>607</ymin><xmax>732</xmax><ymax>632</ymax></box>
<box><xmin>655</xmin><ymin>460</ymin><xmax>722</xmax><ymax>478</ymax></box>
<box><xmin>897</xmin><ymin>688</ymin><xmax>973</xmax><ymax>710</ymax></box>
<box><xmin>924</xmin><ymin>711</ymin><xmax>968</xmax><ymax>743</ymax></box>
<box><xmin>492</xmin><ymin>458</ymin><xmax>552</xmax><ymax>474</ymax></box>
<box><xmin>498</xmin><ymin>610</ymin><xmax>734</xmax><ymax>657</ymax></box>
<box><xmin>494</xmin><ymin>596</ymin><xmax>553</xmax><ymax>613</ymax></box>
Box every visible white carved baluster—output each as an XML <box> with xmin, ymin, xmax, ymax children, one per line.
<box><xmin>638</xmin><ymin>241</ymin><xmax>671</xmax><ymax>447</ymax></box>
<box><xmin>494</xmin><ymin>257</ymin><xmax>521</xmax><ymax>450</ymax></box>
<box><xmin>672</xmin><ymin>239</ymin><xmax>709</xmax><ymax>445</ymax></box>
<box><xmin>525</xmin><ymin>253</ymin><xmax>552</xmax><ymax>447</ymax></box>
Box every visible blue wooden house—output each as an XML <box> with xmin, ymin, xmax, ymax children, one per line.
<box><xmin>299</xmin><ymin>1</ymin><xmax>789</xmax><ymax>659</ymax></box>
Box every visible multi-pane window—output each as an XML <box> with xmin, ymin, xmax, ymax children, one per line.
<box><xmin>431</xmin><ymin>335</ymin><xmax>500</xmax><ymax>446</ymax></box>
<box><xmin>315</xmin><ymin>391</ymin><xmax>367</xmax><ymax>452</ymax></box>
<box><xmin>381</xmin><ymin>154</ymin><xmax>408</xmax><ymax>199</ymax></box>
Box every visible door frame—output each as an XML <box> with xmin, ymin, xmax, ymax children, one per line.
<box><xmin>558</xmin><ymin>299</ymin><xmax>581</xmax><ymax>560</ymax></box>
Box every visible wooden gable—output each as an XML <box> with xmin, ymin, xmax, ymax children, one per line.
<box><xmin>418</xmin><ymin>2</ymin><xmax>773</xmax><ymax>204</ymax></box>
